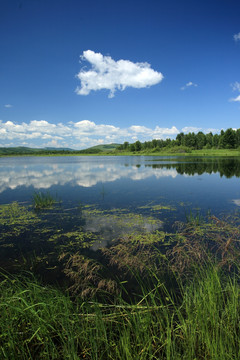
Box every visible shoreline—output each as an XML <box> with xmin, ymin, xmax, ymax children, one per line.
<box><xmin>1</xmin><ymin>148</ymin><xmax>240</xmax><ymax>157</ymax></box>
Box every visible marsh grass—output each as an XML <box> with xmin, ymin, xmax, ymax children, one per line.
<box><xmin>1</xmin><ymin>259</ymin><xmax>240</xmax><ymax>359</ymax></box>
<box><xmin>32</xmin><ymin>191</ymin><xmax>57</xmax><ymax>209</ymax></box>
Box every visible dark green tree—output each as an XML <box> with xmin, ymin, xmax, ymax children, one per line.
<box><xmin>196</xmin><ymin>132</ymin><xmax>206</xmax><ymax>149</ymax></box>
<box><xmin>135</xmin><ymin>140</ymin><xmax>142</xmax><ymax>152</ymax></box>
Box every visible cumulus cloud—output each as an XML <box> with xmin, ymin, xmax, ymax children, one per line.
<box><xmin>129</xmin><ymin>125</ymin><xmax>179</xmax><ymax>139</ymax></box>
<box><xmin>75</xmin><ymin>50</ymin><xmax>164</xmax><ymax>98</ymax></box>
<box><xmin>0</xmin><ymin>119</ymin><xmax>219</xmax><ymax>149</ymax></box>
<box><xmin>233</xmin><ymin>32</ymin><xmax>240</xmax><ymax>41</ymax></box>
<box><xmin>181</xmin><ymin>81</ymin><xmax>198</xmax><ymax>90</ymax></box>
<box><xmin>230</xmin><ymin>95</ymin><xmax>240</xmax><ymax>102</ymax></box>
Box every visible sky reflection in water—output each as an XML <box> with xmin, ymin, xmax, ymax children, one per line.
<box><xmin>0</xmin><ymin>155</ymin><xmax>240</xmax><ymax>219</ymax></box>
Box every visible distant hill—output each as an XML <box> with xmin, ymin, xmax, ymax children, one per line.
<box><xmin>0</xmin><ymin>144</ymin><xmax>120</xmax><ymax>156</ymax></box>
<box><xmin>44</xmin><ymin>147</ymin><xmax>74</xmax><ymax>151</ymax></box>
<box><xmin>0</xmin><ymin>146</ymin><xmax>74</xmax><ymax>155</ymax></box>
<box><xmin>83</xmin><ymin>143</ymin><xmax>120</xmax><ymax>152</ymax></box>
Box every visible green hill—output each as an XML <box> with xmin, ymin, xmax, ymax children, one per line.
<box><xmin>84</xmin><ymin>143</ymin><xmax>120</xmax><ymax>152</ymax></box>
<box><xmin>0</xmin><ymin>147</ymin><xmax>73</xmax><ymax>155</ymax></box>
<box><xmin>0</xmin><ymin>144</ymin><xmax>120</xmax><ymax>156</ymax></box>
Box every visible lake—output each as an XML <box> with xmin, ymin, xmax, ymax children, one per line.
<box><xmin>0</xmin><ymin>155</ymin><xmax>240</xmax><ymax>277</ymax></box>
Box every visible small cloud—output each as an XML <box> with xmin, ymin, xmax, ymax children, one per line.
<box><xmin>75</xmin><ymin>50</ymin><xmax>164</xmax><ymax>98</ymax></box>
<box><xmin>4</xmin><ymin>104</ymin><xmax>13</xmax><ymax>108</ymax></box>
<box><xmin>231</xmin><ymin>82</ymin><xmax>240</xmax><ymax>92</ymax></box>
<box><xmin>182</xmin><ymin>126</ymin><xmax>202</xmax><ymax>133</ymax></box>
<box><xmin>233</xmin><ymin>32</ymin><xmax>240</xmax><ymax>41</ymax></box>
<box><xmin>230</xmin><ymin>95</ymin><xmax>240</xmax><ymax>102</ymax></box>
<box><xmin>181</xmin><ymin>81</ymin><xmax>198</xmax><ymax>90</ymax></box>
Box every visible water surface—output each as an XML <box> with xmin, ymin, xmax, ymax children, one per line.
<box><xmin>1</xmin><ymin>155</ymin><xmax>240</xmax><ymax>215</ymax></box>
<box><xmin>1</xmin><ymin>155</ymin><xmax>240</xmax><ymax>273</ymax></box>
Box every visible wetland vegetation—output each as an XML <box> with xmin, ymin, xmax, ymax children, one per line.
<box><xmin>1</xmin><ymin>198</ymin><xmax>240</xmax><ymax>359</ymax></box>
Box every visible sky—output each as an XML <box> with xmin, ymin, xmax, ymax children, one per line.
<box><xmin>1</xmin><ymin>0</ymin><xmax>240</xmax><ymax>149</ymax></box>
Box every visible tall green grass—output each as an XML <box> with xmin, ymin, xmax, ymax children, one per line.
<box><xmin>1</xmin><ymin>264</ymin><xmax>240</xmax><ymax>359</ymax></box>
<box><xmin>32</xmin><ymin>191</ymin><xmax>56</xmax><ymax>209</ymax></box>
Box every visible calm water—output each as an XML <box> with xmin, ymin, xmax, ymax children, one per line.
<box><xmin>1</xmin><ymin>155</ymin><xmax>240</xmax><ymax>216</ymax></box>
<box><xmin>1</xmin><ymin>155</ymin><xmax>240</xmax><ymax>273</ymax></box>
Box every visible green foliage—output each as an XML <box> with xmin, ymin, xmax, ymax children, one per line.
<box><xmin>32</xmin><ymin>191</ymin><xmax>57</xmax><ymax>209</ymax></box>
<box><xmin>0</xmin><ymin>202</ymin><xmax>40</xmax><ymax>239</ymax></box>
<box><xmin>185</xmin><ymin>209</ymin><xmax>204</xmax><ymax>226</ymax></box>
<box><xmin>115</xmin><ymin>127</ymin><xmax>240</xmax><ymax>154</ymax></box>
<box><xmin>0</xmin><ymin>202</ymin><xmax>38</xmax><ymax>227</ymax></box>
<box><xmin>1</xmin><ymin>257</ymin><xmax>240</xmax><ymax>359</ymax></box>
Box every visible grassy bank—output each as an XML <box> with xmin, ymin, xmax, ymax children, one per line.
<box><xmin>113</xmin><ymin>148</ymin><xmax>240</xmax><ymax>157</ymax></box>
<box><xmin>1</xmin><ymin>148</ymin><xmax>240</xmax><ymax>157</ymax></box>
<box><xmin>1</xmin><ymin>262</ymin><xmax>240</xmax><ymax>359</ymax></box>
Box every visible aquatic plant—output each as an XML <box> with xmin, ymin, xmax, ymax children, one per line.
<box><xmin>32</xmin><ymin>191</ymin><xmax>57</xmax><ymax>209</ymax></box>
<box><xmin>169</xmin><ymin>214</ymin><xmax>240</xmax><ymax>278</ymax></box>
<box><xmin>185</xmin><ymin>209</ymin><xmax>204</xmax><ymax>226</ymax></box>
<box><xmin>0</xmin><ymin>202</ymin><xmax>39</xmax><ymax>242</ymax></box>
<box><xmin>60</xmin><ymin>253</ymin><xmax>118</xmax><ymax>299</ymax></box>
<box><xmin>0</xmin><ymin>202</ymin><xmax>39</xmax><ymax>227</ymax></box>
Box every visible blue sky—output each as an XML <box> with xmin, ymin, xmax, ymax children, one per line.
<box><xmin>1</xmin><ymin>0</ymin><xmax>240</xmax><ymax>149</ymax></box>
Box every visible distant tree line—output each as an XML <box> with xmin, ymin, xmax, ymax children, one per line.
<box><xmin>0</xmin><ymin>147</ymin><xmax>104</xmax><ymax>156</ymax></box>
<box><xmin>117</xmin><ymin>128</ymin><xmax>240</xmax><ymax>152</ymax></box>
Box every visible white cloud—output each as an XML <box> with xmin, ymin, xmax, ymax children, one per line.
<box><xmin>4</xmin><ymin>104</ymin><xmax>13</xmax><ymax>108</ymax></box>
<box><xmin>181</xmin><ymin>127</ymin><xmax>220</xmax><ymax>134</ymax></box>
<box><xmin>75</xmin><ymin>50</ymin><xmax>164</xmax><ymax>98</ymax></box>
<box><xmin>233</xmin><ymin>32</ymin><xmax>240</xmax><ymax>41</ymax></box>
<box><xmin>0</xmin><ymin>119</ymin><xmax>221</xmax><ymax>149</ymax></box>
<box><xmin>231</xmin><ymin>81</ymin><xmax>240</xmax><ymax>92</ymax></box>
<box><xmin>129</xmin><ymin>125</ymin><xmax>179</xmax><ymax>139</ymax></box>
<box><xmin>182</xmin><ymin>127</ymin><xmax>202</xmax><ymax>133</ymax></box>
<box><xmin>153</xmin><ymin>126</ymin><xmax>179</xmax><ymax>137</ymax></box>
<box><xmin>181</xmin><ymin>81</ymin><xmax>198</xmax><ymax>90</ymax></box>
<box><xmin>230</xmin><ymin>95</ymin><xmax>240</xmax><ymax>102</ymax></box>
<box><xmin>0</xmin><ymin>119</ymin><xmax>180</xmax><ymax>148</ymax></box>
<box><xmin>130</xmin><ymin>125</ymin><xmax>151</xmax><ymax>134</ymax></box>
<box><xmin>205</xmin><ymin>128</ymin><xmax>220</xmax><ymax>134</ymax></box>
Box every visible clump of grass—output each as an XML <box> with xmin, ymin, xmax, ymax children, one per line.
<box><xmin>32</xmin><ymin>191</ymin><xmax>56</xmax><ymax>209</ymax></box>
<box><xmin>185</xmin><ymin>209</ymin><xmax>204</xmax><ymax>226</ymax></box>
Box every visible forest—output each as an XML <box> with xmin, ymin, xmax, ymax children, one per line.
<box><xmin>117</xmin><ymin>128</ymin><xmax>240</xmax><ymax>152</ymax></box>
